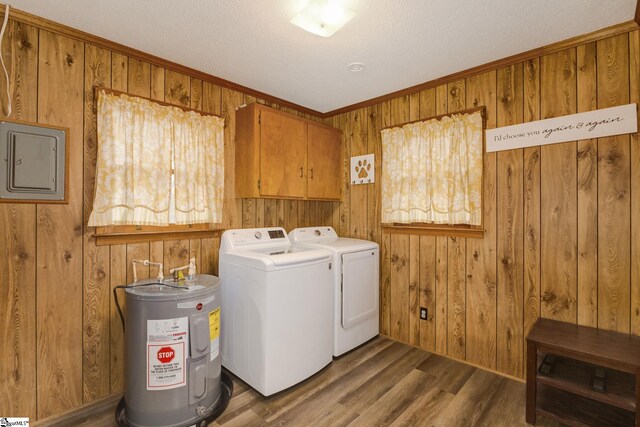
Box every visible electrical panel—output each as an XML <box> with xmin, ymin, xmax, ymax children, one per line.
<box><xmin>0</xmin><ymin>120</ymin><xmax>67</xmax><ymax>202</ymax></box>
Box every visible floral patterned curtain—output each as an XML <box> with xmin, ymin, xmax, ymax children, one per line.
<box><xmin>88</xmin><ymin>90</ymin><xmax>224</xmax><ymax>226</ymax></box>
<box><xmin>381</xmin><ymin>110</ymin><xmax>483</xmax><ymax>226</ymax></box>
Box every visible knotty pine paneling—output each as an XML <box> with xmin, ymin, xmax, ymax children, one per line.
<box><xmin>596</xmin><ymin>34</ymin><xmax>631</xmax><ymax>334</ymax></box>
<box><xmin>2</xmin><ymin>14</ymin><xmax>639</xmax><ymax>422</ymax></box>
<box><xmin>496</xmin><ymin>63</ymin><xmax>524</xmax><ymax>378</ymax></box>
<box><xmin>0</xmin><ymin>16</ymin><xmax>339</xmax><ymax>420</ymax></box>
<box><xmin>36</xmin><ymin>30</ymin><xmax>84</xmax><ymax>419</ymax></box>
<box><xmin>82</xmin><ymin>43</ymin><xmax>111</xmax><ymax>404</ymax></box>
<box><xmin>0</xmin><ymin>21</ymin><xmax>38</xmax><ymax>420</ymax></box>
<box><xmin>630</xmin><ymin>29</ymin><xmax>640</xmax><ymax>337</ymax></box>
<box><xmin>331</xmin><ymin>29</ymin><xmax>640</xmax><ymax>380</ymax></box>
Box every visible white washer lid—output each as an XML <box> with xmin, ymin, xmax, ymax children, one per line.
<box><xmin>219</xmin><ymin>246</ymin><xmax>331</xmax><ymax>271</ymax></box>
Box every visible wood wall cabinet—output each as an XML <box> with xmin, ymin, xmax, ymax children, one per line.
<box><xmin>235</xmin><ymin>103</ymin><xmax>342</xmax><ymax>200</ymax></box>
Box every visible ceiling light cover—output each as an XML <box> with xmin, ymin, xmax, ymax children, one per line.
<box><xmin>291</xmin><ymin>0</ymin><xmax>356</xmax><ymax>38</ymax></box>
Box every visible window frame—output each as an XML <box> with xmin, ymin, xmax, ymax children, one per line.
<box><xmin>91</xmin><ymin>86</ymin><xmax>225</xmax><ymax>245</ymax></box>
<box><xmin>380</xmin><ymin>106</ymin><xmax>486</xmax><ymax>239</ymax></box>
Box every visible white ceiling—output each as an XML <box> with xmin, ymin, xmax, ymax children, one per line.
<box><xmin>7</xmin><ymin>0</ymin><xmax>637</xmax><ymax>113</ymax></box>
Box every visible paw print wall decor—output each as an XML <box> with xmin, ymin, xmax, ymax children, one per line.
<box><xmin>350</xmin><ymin>154</ymin><xmax>375</xmax><ymax>185</ymax></box>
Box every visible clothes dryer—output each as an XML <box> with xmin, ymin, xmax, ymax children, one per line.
<box><xmin>289</xmin><ymin>226</ymin><xmax>379</xmax><ymax>356</ymax></box>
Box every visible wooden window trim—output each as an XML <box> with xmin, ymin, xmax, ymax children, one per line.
<box><xmin>382</xmin><ymin>223</ymin><xmax>484</xmax><ymax>239</ymax></box>
<box><xmin>94</xmin><ymin>224</ymin><xmax>224</xmax><ymax>246</ymax></box>
<box><xmin>91</xmin><ymin>87</ymin><xmax>226</xmax><ymax>245</ymax></box>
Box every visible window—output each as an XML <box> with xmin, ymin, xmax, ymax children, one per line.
<box><xmin>381</xmin><ymin>108</ymin><xmax>485</xmax><ymax>238</ymax></box>
<box><xmin>88</xmin><ymin>89</ymin><xmax>225</xmax><ymax>244</ymax></box>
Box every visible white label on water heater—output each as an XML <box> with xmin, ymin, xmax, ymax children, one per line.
<box><xmin>146</xmin><ymin>317</ymin><xmax>188</xmax><ymax>390</ymax></box>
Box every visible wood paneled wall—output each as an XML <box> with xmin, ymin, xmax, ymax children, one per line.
<box><xmin>331</xmin><ymin>28</ymin><xmax>640</xmax><ymax>380</ymax></box>
<box><xmin>0</xmin><ymin>18</ymin><xmax>338</xmax><ymax>421</ymax></box>
<box><xmin>0</xmin><ymin>11</ymin><xmax>638</xmax><ymax>422</ymax></box>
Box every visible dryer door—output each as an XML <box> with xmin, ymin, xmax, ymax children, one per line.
<box><xmin>342</xmin><ymin>249</ymin><xmax>379</xmax><ymax>329</ymax></box>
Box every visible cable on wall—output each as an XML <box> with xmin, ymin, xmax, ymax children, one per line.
<box><xmin>0</xmin><ymin>4</ymin><xmax>12</xmax><ymax>117</ymax></box>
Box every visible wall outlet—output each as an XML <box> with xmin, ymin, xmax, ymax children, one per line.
<box><xmin>420</xmin><ymin>307</ymin><xmax>428</xmax><ymax>320</ymax></box>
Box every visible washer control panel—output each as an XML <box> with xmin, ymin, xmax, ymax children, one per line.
<box><xmin>224</xmin><ymin>227</ymin><xmax>288</xmax><ymax>246</ymax></box>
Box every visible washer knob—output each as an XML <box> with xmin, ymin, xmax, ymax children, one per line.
<box><xmin>254</xmin><ymin>231</ymin><xmax>262</xmax><ymax>239</ymax></box>
<box><xmin>314</xmin><ymin>230</ymin><xmax>321</xmax><ymax>236</ymax></box>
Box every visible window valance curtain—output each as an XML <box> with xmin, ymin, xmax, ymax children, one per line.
<box><xmin>381</xmin><ymin>110</ymin><xmax>483</xmax><ymax>226</ymax></box>
<box><xmin>87</xmin><ymin>90</ymin><xmax>225</xmax><ymax>227</ymax></box>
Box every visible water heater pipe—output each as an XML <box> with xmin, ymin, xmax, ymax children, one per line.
<box><xmin>132</xmin><ymin>259</ymin><xmax>164</xmax><ymax>282</ymax></box>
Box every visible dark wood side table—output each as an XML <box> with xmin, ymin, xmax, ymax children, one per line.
<box><xmin>526</xmin><ymin>318</ymin><xmax>640</xmax><ymax>426</ymax></box>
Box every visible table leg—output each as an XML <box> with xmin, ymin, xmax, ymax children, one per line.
<box><xmin>526</xmin><ymin>340</ymin><xmax>537</xmax><ymax>425</ymax></box>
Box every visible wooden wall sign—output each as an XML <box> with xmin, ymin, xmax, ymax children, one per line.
<box><xmin>486</xmin><ymin>103</ymin><xmax>638</xmax><ymax>152</ymax></box>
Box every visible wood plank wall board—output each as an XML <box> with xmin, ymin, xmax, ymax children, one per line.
<box><xmin>379</xmin><ymin>101</ymin><xmax>391</xmax><ymax>336</ymax></box>
<box><xmin>366</xmin><ymin>104</ymin><xmax>382</xmax><ymax>244</ymax></box>
<box><xmin>82</xmin><ymin>43</ymin><xmax>112</xmax><ymax>404</ymax></box>
<box><xmin>408</xmin><ymin>234</ymin><xmax>420</xmax><ymax>346</ymax></box>
<box><xmin>522</xmin><ymin>58</ymin><xmax>541</xmax><ymax>340</ymax></box>
<box><xmin>465</xmin><ymin>72</ymin><xmax>498</xmax><ymax>370</ymax></box>
<box><xmin>631</xmin><ymin>29</ymin><xmax>640</xmax><ymax>336</ymax></box>
<box><xmin>445</xmin><ymin>80</ymin><xmax>467</xmax><ymax>361</ymax></box>
<box><xmin>36</xmin><ymin>30</ymin><xmax>84</xmax><ymax>419</ymax></box>
<box><xmin>434</xmin><ymin>84</ymin><xmax>449</xmax><ymax>355</ymax></box>
<box><xmin>150</xmin><ymin>65</ymin><xmax>164</xmax><ymax>102</ymax></box>
<box><xmin>390</xmin><ymin>233</ymin><xmax>410</xmax><ymax>342</ymax></box>
<box><xmin>0</xmin><ymin>21</ymin><xmax>38</xmax><ymax>420</ymax></box>
<box><xmin>108</xmin><ymin>51</ymin><xmax>128</xmax><ymax>396</ymax></box>
<box><xmin>350</xmin><ymin>108</ymin><xmax>368</xmax><ymax>239</ymax></box>
<box><xmin>539</xmin><ymin>48</ymin><xmax>578</xmax><ymax>323</ymax></box>
<box><xmin>596</xmin><ymin>34</ymin><xmax>631</xmax><ymax>334</ymax></box>
<box><xmin>222</xmin><ymin>88</ymin><xmax>244</xmax><ymax>231</ymax></box>
<box><xmin>446</xmin><ymin>236</ymin><xmax>466</xmax><ymax>359</ymax></box>
<box><xmin>338</xmin><ymin>112</ymin><xmax>352</xmax><ymax>237</ymax></box>
<box><xmin>496</xmin><ymin>64</ymin><xmax>524</xmax><ymax>377</ymax></box>
<box><xmin>576</xmin><ymin>42</ymin><xmax>598</xmax><ymax>329</ymax></box>
<box><xmin>418</xmin><ymin>235</ymin><xmax>436</xmax><ymax>352</ymax></box>
<box><xmin>109</xmin><ymin>244</ymin><xmax>126</xmax><ymax>394</ymax></box>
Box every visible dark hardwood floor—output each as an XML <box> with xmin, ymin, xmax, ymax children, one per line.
<box><xmin>49</xmin><ymin>337</ymin><xmax>560</xmax><ymax>427</ymax></box>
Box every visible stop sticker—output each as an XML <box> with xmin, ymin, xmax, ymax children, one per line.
<box><xmin>157</xmin><ymin>347</ymin><xmax>175</xmax><ymax>363</ymax></box>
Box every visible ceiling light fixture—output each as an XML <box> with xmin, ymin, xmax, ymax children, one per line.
<box><xmin>290</xmin><ymin>0</ymin><xmax>356</xmax><ymax>38</ymax></box>
<box><xmin>347</xmin><ymin>62</ymin><xmax>365</xmax><ymax>72</ymax></box>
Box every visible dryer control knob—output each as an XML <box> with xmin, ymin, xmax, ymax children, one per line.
<box><xmin>314</xmin><ymin>230</ymin><xmax>321</xmax><ymax>236</ymax></box>
<box><xmin>254</xmin><ymin>231</ymin><xmax>262</xmax><ymax>239</ymax></box>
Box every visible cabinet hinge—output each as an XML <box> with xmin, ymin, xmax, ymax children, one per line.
<box><xmin>257</xmin><ymin>179</ymin><xmax>261</xmax><ymax>190</ymax></box>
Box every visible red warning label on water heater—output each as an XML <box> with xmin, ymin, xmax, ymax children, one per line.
<box><xmin>146</xmin><ymin>316</ymin><xmax>188</xmax><ymax>390</ymax></box>
<box><xmin>147</xmin><ymin>342</ymin><xmax>185</xmax><ymax>390</ymax></box>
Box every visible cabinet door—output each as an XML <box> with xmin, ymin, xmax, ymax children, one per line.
<box><xmin>259</xmin><ymin>108</ymin><xmax>307</xmax><ymax>198</ymax></box>
<box><xmin>307</xmin><ymin>123</ymin><xmax>341</xmax><ymax>200</ymax></box>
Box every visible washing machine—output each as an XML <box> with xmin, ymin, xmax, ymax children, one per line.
<box><xmin>289</xmin><ymin>226</ymin><xmax>379</xmax><ymax>357</ymax></box>
<box><xmin>219</xmin><ymin>227</ymin><xmax>333</xmax><ymax>396</ymax></box>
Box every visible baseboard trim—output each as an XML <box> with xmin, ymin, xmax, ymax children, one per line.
<box><xmin>33</xmin><ymin>393</ymin><xmax>121</xmax><ymax>427</ymax></box>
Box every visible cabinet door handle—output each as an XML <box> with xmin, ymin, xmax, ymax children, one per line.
<box><xmin>299</xmin><ymin>166</ymin><xmax>303</xmax><ymax>178</ymax></box>
<box><xmin>310</xmin><ymin>168</ymin><xmax>314</xmax><ymax>179</ymax></box>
